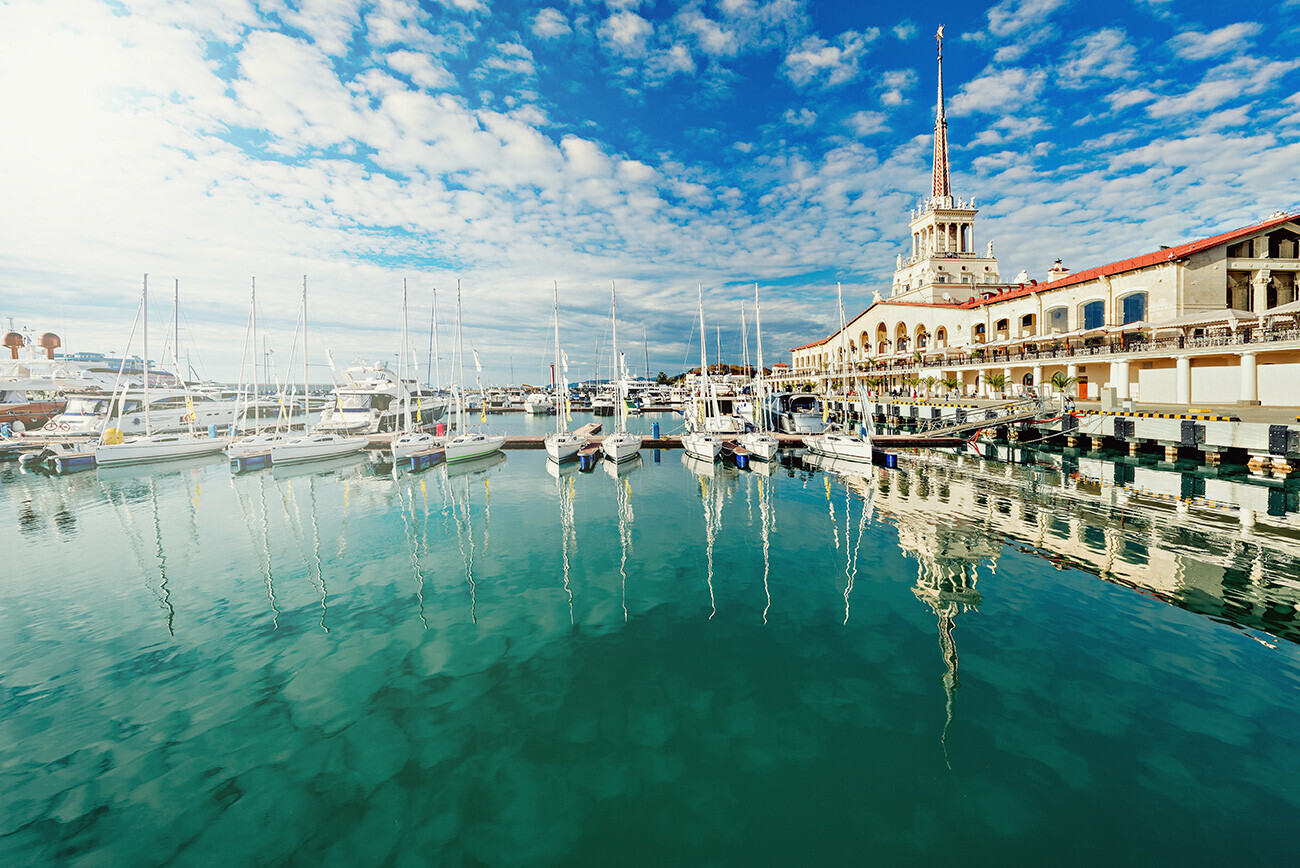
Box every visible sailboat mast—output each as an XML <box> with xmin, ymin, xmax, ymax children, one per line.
<box><xmin>611</xmin><ymin>281</ymin><xmax>620</xmax><ymax>434</ymax></box>
<box><xmin>455</xmin><ymin>279</ymin><xmax>463</xmax><ymax>434</ymax></box>
<box><xmin>302</xmin><ymin>275</ymin><xmax>309</xmax><ymax>428</ymax></box>
<box><xmin>431</xmin><ymin>290</ymin><xmax>442</xmax><ymax>393</ymax></box>
<box><xmin>402</xmin><ymin>279</ymin><xmax>412</xmax><ymax>435</ymax></box>
<box><xmin>251</xmin><ymin>278</ymin><xmax>258</xmax><ymax>433</ymax></box>
<box><xmin>754</xmin><ymin>283</ymin><xmax>766</xmax><ymax>434</ymax></box>
<box><xmin>173</xmin><ymin>278</ymin><xmax>179</xmax><ymax>385</ymax></box>
<box><xmin>143</xmin><ymin>273</ymin><xmax>150</xmax><ymax>434</ymax></box>
<box><xmin>553</xmin><ymin>280</ymin><xmax>563</xmax><ymax>436</ymax></box>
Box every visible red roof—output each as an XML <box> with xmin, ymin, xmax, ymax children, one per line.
<box><xmin>959</xmin><ymin>211</ymin><xmax>1298</xmax><ymax>308</ymax></box>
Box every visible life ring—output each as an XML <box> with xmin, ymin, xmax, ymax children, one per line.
<box><xmin>59</xmin><ymin>422</ymin><xmax>69</xmax><ymax>430</ymax></box>
<box><xmin>182</xmin><ymin>412</ymin><xmax>195</xmax><ymax>423</ymax></box>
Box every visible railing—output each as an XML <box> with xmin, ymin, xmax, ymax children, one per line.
<box><xmin>778</xmin><ymin>325</ymin><xmax>1300</xmax><ymax>378</ymax></box>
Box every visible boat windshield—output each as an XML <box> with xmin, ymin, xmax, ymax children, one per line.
<box><xmin>64</xmin><ymin>397</ymin><xmax>111</xmax><ymax>416</ymax></box>
<box><xmin>336</xmin><ymin>394</ymin><xmax>372</xmax><ymax>411</ymax></box>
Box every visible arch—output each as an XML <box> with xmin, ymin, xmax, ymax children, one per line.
<box><xmin>973</xmin><ymin>323</ymin><xmax>987</xmax><ymax>343</ymax></box>
<box><xmin>913</xmin><ymin>323</ymin><xmax>929</xmax><ymax>349</ymax></box>
<box><xmin>1045</xmin><ymin>305</ymin><xmax>1068</xmax><ymax>334</ymax></box>
<box><xmin>1078</xmin><ymin>298</ymin><xmax>1105</xmax><ymax>330</ymax></box>
<box><xmin>935</xmin><ymin>326</ymin><xmax>948</xmax><ymax>347</ymax></box>
<box><xmin>859</xmin><ymin>331</ymin><xmax>869</xmax><ymax>356</ymax></box>
<box><xmin>994</xmin><ymin>318</ymin><xmax>1009</xmax><ymax>334</ymax></box>
<box><xmin>1019</xmin><ymin>312</ymin><xmax>1036</xmax><ymax>337</ymax></box>
<box><xmin>1118</xmin><ymin>291</ymin><xmax>1147</xmax><ymax>324</ymax></box>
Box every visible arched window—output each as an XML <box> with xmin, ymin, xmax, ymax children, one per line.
<box><xmin>1046</xmin><ymin>306</ymin><xmax>1068</xmax><ymax>333</ymax></box>
<box><xmin>1119</xmin><ymin>292</ymin><xmax>1147</xmax><ymax>324</ymax></box>
<box><xmin>974</xmin><ymin>323</ymin><xmax>987</xmax><ymax>342</ymax></box>
<box><xmin>1079</xmin><ymin>299</ymin><xmax>1105</xmax><ymax>329</ymax></box>
<box><xmin>995</xmin><ymin>318</ymin><xmax>1009</xmax><ymax>333</ymax></box>
<box><xmin>936</xmin><ymin>327</ymin><xmax>948</xmax><ymax>346</ymax></box>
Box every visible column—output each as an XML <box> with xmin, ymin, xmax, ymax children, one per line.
<box><xmin>1003</xmin><ymin>366</ymin><xmax>1012</xmax><ymax>398</ymax></box>
<box><xmin>978</xmin><ymin>369</ymin><xmax>986</xmax><ymax>399</ymax></box>
<box><xmin>1176</xmin><ymin>355</ymin><xmax>1191</xmax><ymax>405</ymax></box>
<box><xmin>1251</xmin><ymin>270</ymin><xmax>1270</xmax><ymax>314</ymax></box>
<box><xmin>1032</xmin><ymin>363</ymin><xmax>1043</xmax><ymax>391</ymax></box>
<box><xmin>1239</xmin><ymin>351</ymin><xmax>1258</xmax><ymax>404</ymax></box>
<box><xmin>1110</xmin><ymin>359</ymin><xmax>1130</xmax><ymax>401</ymax></box>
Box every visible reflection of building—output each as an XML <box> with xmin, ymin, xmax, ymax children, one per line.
<box><xmin>784</xmin><ymin>28</ymin><xmax>1300</xmax><ymax>407</ymax></box>
<box><xmin>868</xmin><ymin>449</ymin><xmax>1300</xmax><ymax>649</ymax></box>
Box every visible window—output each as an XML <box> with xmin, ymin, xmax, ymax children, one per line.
<box><xmin>1080</xmin><ymin>299</ymin><xmax>1105</xmax><ymax>329</ymax></box>
<box><xmin>1046</xmin><ymin>306</ymin><xmax>1068</xmax><ymax>332</ymax></box>
<box><xmin>995</xmin><ymin>318</ymin><xmax>1009</xmax><ymax>332</ymax></box>
<box><xmin>1119</xmin><ymin>292</ymin><xmax>1147</xmax><ymax>324</ymax></box>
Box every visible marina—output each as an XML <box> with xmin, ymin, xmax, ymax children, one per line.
<box><xmin>3</xmin><ymin>438</ymin><xmax>1300</xmax><ymax>863</ymax></box>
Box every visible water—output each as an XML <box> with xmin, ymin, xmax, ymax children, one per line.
<box><xmin>3</xmin><ymin>444</ymin><xmax>1300</xmax><ymax>865</ymax></box>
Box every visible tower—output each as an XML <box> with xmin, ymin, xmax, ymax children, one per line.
<box><xmin>891</xmin><ymin>26</ymin><xmax>1000</xmax><ymax>302</ymax></box>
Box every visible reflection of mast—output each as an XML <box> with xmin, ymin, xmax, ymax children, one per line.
<box><xmin>700</xmin><ymin>474</ymin><xmax>724</xmax><ymax>619</ymax></box>
<box><xmin>148</xmin><ymin>477</ymin><xmax>177</xmax><ymax>636</ymax></box>
<box><xmin>616</xmin><ymin>476</ymin><xmax>633</xmax><ymax>621</ymax></box>
<box><xmin>398</xmin><ymin>475</ymin><xmax>429</xmax><ymax>630</ymax></box>
<box><xmin>100</xmin><ymin>479</ymin><xmax>175</xmax><ymax>635</ymax></box>
<box><xmin>230</xmin><ymin>473</ymin><xmax>279</xmax><ymax>627</ymax></box>
<box><xmin>911</xmin><ymin>554</ymin><xmax>982</xmax><ymax>767</ymax></box>
<box><xmin>558</xmin><ymin>474</ymin><xmax>577</xmax><ymax>624</ymax></box>
<box><xmin>307</xmin><ymin>476</ymin><xmax>328</xmax><ymax>633</ymax></box>
<box><xmin>451</xmin><ymin>472</ymin><xmax>478</xmax><ymax>623</ymax></box>
<box><xmin>758</xmin><ymin>475</ymin><xmax>774</xmax><ymax>624</ymax></box>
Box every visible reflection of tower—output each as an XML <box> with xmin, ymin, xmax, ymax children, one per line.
<box><xmin>896</xmin><ymin>520</ymin><xmax>992</xmax><ymax>764</ymax></box>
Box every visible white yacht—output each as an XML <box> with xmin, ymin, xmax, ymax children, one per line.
<box><xmin>683</xmin><ymin>285</ymin><xmax>723</xmax><ymax>462</ymax></box>
<box><xmin>444</xmin><ymin>281</ymin><xmax>506</xmax><ymax>464</ymax></box>
<box><xmin>523</xmin><ymin>391</ymin><xmax>552</xmax><ymax>414</ymax></box>
<box><xmin>543</xmin><ymin>282</ymin><xmax>587</xmax><ymax>463</ymax></box>
<box><xmin>766</xmin><ymin>392</ymin><xmax>825</xmax><ymax>434</ymax></box>
<box><xmin>44</xmin><ymin>388</ymin><xmax>236</xmax><ymax>437</ymax></box>
<box><xmin>737</xmin><ymin>285</ymin><xmax>780</xmax><ymax>462</ymax></box>
<box><xmin>316</xmin><ymin>361</ymin><xmax>446</xmax><ymax>434</ymax></box>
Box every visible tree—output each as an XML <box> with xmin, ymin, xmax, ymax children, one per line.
<box><xmin>1049</xmin><ymin>371</ymin><xmax>1077</xmax><ymax>395</ymax></box>
<box><xmin>656</xmin><ymin>371</ymin><xmax>669</xmax><ymax>384</ymax></box>
<box><xmin>921</xmin><ymin>375</ymin><xmax>938</xmax><ymax>397</ymax></box>
<box><xmin>941</xmin><ymin>376</ymin><xmax>959</xmax><ymax>397</ymax></box>
<box><xmin>986</xmin><ymin>372</ymin><xmax>1008</xmax><ymax>396</ymax></box>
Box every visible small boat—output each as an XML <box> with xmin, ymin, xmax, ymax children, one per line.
<box><xmin>682</xmin><ymin>285</ymin><xmax>723</xmax><ymax>462</ymax></box>
<box><xmin>804</xmin><ymin>283</ymin><xmax>872</xmax><ymax>464</ymax></box>
<box><xmin>603</xmin><ymin>281</ymin><xmax>642</xmax><ymax>464</ymax></box>
<box><xmin>544</xmin><ymin>282</ymin><xmax>588</xmax><ymax>463</ymax></box>
<box><xmin>738</xmin><ymin>285</ymin><xmax>780</xmax><ymax>462</ymax></box>
<box><xmin>389</xmin><ymin>282</ymin><xmax>446</xmax><ymax>463</ymax></box>
<box><xmin>523</xmin><ymin>392</ymin><xmax>552</xmax><ymax>414</ymax></box>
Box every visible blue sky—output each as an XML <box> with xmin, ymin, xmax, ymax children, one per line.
<box><xmin>2</xmin><ymin>0</ymin><xmax>1298</xmax><ymax>384</ymax></box>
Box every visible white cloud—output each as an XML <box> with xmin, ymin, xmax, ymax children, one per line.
<box><xmin>985</xmin><ymin>0</ymin><xmax>1067</xmax><ymax>39</ymax></box>
<box><xmin>599</xmin><ymin>10</ymin><xmax>653</xmax><ymax>56</ymax></box>
<box><xmin>481</xmin><ymin>42</ymin><xmax>536</xmax><ymax>77</ymax></box>
<box><xmin>877</xmin><ymin>68</ymin><xmax>916</xmax><ymax>106</ymax></box>
<box><xmin>948</xmin><ymin>67</ymin><xmax>1047</xmax><ymax>116</ymax></box>
<box><xmin>1146</xmin><ymin>57</ymin><xmax>1299</xmax><ymax>118</ymax></box>
<box><xmin>782</xmin><ymin>30</ymin><xmax>876</xmax><ymax>88</ymax></box>
<box><xmin>678</xmin><ymin>10</ymin><xmax>739</xmax><ymax>57</ymax></box>
<box><xmin>531</xmin><ymin>8</ymin><xmax>571</xmax><ymax>39</ymax></box>
<box><xmin>386</xmin><ymin>49</ymin><xmax>455</xmax><ymax>91</ymax></box>
<box><xmin>647</xmin><ymin>44</ymin><xmax>696</xmax><ymax>77</ymax></box>
<box><xmin>892</xmin><ymin>21</ymin><xmax>917</xmax><ymax>41</ymax></box>
<box><xmin>1058</xmin><ymin>28</ymin><xmax>1137</xmax><ymax>89</ymax></box>
<box><xmin>1107</xmin><ymin>87</ymin><xmax>1157</xmax><ymax>110</ymax></box>
<box><xmin>1167</xmin><ymin>22</ymin><xmax>1262</xmax><ymax>60</ymax></box>
<box><xmin>846</xmin><ymin>111</ymin><xmax>887</xmax><ymax>136</ymax></box>
<box><xmin>783</xmin><ymin>107</ymin><xmax>817</xmax><ymax>127</ymax></box>
<box><xmin>973</xmin><ymin>115</ymin><xmax>1050</xmax><ymax>145</ymax></box>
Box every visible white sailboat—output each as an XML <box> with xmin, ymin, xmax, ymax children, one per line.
<box><xmin>96</xmin><ymin>276</ymin><xmax>228</xmax><ymax>467</ymax></box>
<box><xmin>682</xmin><ymin>284</ymin><xmax>722</xmax><ymax>461</ymax></box>
<box><xmin>269</xmin><ymin>277</ymin><xmax>368</xmax><ymax>466</ymax></box>
<box><xmin>391</xmin><ymin>280</ymin><xmax>444</xmax><ymax>462</ymax></box>
<box><xmin>228</xmin><ymin>278</ymin><xmax>293</xmax><ymax>460</ymax></box>
<box><xmin>445</xmin><ymin>280</ymin><xmax>506</xmax><ymax>464</ymax></box>
<box><xmin>805</xmin><ymin>282</ymin><xmax>873</xmax><ymax>464</ymax></box>
<box><xmin>739</xmin><ymin>285</ymin><xmax>779</xmax><ymax>462</ymax></box>
<box><xmin>544</xmin><ymin>281</ymin><xmax>586</xmax><ymax>463</ymax></box>
<box><xmin>603</xmin><ymin>281</ymin><xmax>642</xmax><ymax>464</ymax></box>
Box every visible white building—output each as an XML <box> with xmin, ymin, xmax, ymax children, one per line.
<box><xmin>783</xmin><ymin>29</ymin><xmax>1300</xmax><ymax>408</ymax></box>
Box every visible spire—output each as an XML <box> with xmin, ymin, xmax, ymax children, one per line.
<box><xmin>931</xmin><ymin>25</ymin><xmax>951</xmax><ymax>204</ymax></box>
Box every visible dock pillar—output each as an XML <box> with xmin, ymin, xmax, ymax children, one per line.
<box><xmin>1128</xmin><ymin>441</ymin><xmax>1140</xmax><ymax>458</ymax></box>
<box><xmin>1269</xmin><ymin>457</ymin><xmax>1294</xmax><ymax>479</ymax></box>
<box><xmin>1247</xmin><ymin>454</ymin><xmax>1271</xmax><ymax>477</ymax></box>
<box><xmin>1204</xmin><ymin>450</ymin><xmax>1222</xmax><ymax>467</ymax></box>
<box><xmin>1164</xmin><ymin>445</ymin><xmax>1179</xmax><ymax>463</ymax></box>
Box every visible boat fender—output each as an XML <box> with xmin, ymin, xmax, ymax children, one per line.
<box><xmin>103</xmin><ymin>427</ymin><xmax>124</xmax><ymax>445</ymax></box>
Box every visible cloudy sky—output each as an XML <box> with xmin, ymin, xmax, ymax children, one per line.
<box><xmin>2</xmin><ymin>0</ymin><xmax>1298</xmax><ymax>384</ymax></box>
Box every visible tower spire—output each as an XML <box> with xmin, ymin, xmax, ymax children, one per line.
<box><xmin>931</xmin><ymin>25</ymin><xmax>951</xmax><ymax>204</ymax></box>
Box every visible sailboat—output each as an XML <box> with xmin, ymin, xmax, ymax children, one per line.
<box><xmin>228</xmin><ymin>278</ymin><xmax>293</xmax><ymax>463</ymax></box>
<box><xmin>95</xmin><ymin>276</ymin><xmax>229</xmax><ymax>467</ymax></box>
<box><xmin>805</xmin><ymin>283</ymin><xmax>873</xmax><ymax>463</ymax></box>
<box><xmin>544</xmin><ymin>281</ymin><xmax>587</xmax><ymax>463</ymax></box>
<box><xmin>681</xmin><ymin>284</ymin><xmax>722</xmax><ymax>461</ymax></box>
<box><xmin>391</xmin><ymin>280</ymin><xmax>444</xmax><ymax>463</ymax></box>
<box><xmin>603</xmin><ymin>281</ymin><xmax>642</xmax><ymax>464</ymax></box>
<box><xmin>444</xmin><ymin>280</ymin><xmax>506</xmax><ymax>463</ymax></box>
<box><xmin>738</xmin><ymin>284</ymin><xmax>779</xmax><ymax>461</ymax></box>
<box><xmin>269</xmin><ymin>277</ymin><xmax>369</xmax><ymax>466</ymax></box>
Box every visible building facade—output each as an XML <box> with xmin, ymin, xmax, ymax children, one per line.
<box><xmin>781</xmin><ymin>30</ymin><xmax>1300</xmax><ymax>408</ymax></box>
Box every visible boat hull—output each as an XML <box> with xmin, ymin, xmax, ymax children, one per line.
<box><xmin>738</xmin><ymin>433</ymin><xmax>779</xmax><ymax>461</ymax></box>
<box><xmin>603</xmin><ymin>434</ymin><xmax>642</xmax><ymax>463</ymax></box>
<box><xmin>269</xmin><ymin>434</ymin><xmax>368</xmax><ymax>465</ymax></box>
<box><xmin>682</xmin><ymin>432</ymin><xmax>722</xmax><ymax>461</ymax></box>
<box><xmin>392</xmin><ymin>433</ymin><xmax>444</xmax><ymax>462</ymax></box>
<box><xmin>545</xmin><ymin>433</ymin><xmax>586</xmax><ymax>463</ymax></box>
<box><xmin>804</xmin><ymin>433</ymin><xmax>873</xmax><ymax>463</ymax></box>
<box><xmin>445</xmin><ymin>433</ymin><xmax>505</xmax><ymax>464</ymax></box>
<box><xmin>95</xmin><ymin>434</ymin><xmax>228</xmax><ymax>466</ymax></box>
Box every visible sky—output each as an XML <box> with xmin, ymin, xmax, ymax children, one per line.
<box><xmin>2</xmin><ymin>0</ymin><xmax>1298</xmax><ymax>385</ymax></box>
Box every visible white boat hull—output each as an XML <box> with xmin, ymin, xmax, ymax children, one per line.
<box><xmin>445</xmin><ymin>433</ymin><xmax>505</xmax><ymax>464</ymax></box>
<box><xmin>226</xmin><ymin>433</ymin><xmax>289</xmax><ymax>457</ymax></box>
<box><xmin>738</xmin><ymin>432</ymin><xmax>779</xmax><ymax>461</ymax></box>
<box><xmin>269</xmin><ymin>434</ymin><xmax>368</xmax><ymax>465</ymax></box>
<box><xmin>95</xmin><ymin>433</ymin><xmax>228</xmax><ymax>466</ymax></box>
<box><xmin>391</xmin><ymin>432</ymin><xmax>444</xmax><ymax>462</ymax></box>
<box><xmin>682</xmin><ymin>432</ymin><xmax>722</xmax><ymax>461</ymax></box>
<box><xmin>545</xmin><ymin>432</ymin><xmax>586</xmax><ymax>462</ymax></box>
<box><xmin>804</xmin><ymin>433</ymin><xmax>872</xmax><ymax>463</ymax></box>
<box><xmin>603</xmin><ymin>433</ymin><xmax>642</xmax><ymax>463</ymax></box>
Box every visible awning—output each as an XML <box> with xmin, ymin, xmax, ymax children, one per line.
<box><xmin>1264</xmin><ymin>299</ymin><xmax>1300</xmax><ymax>317</ymax></box>
<box><xmin>1150</xmin><ymin>308</ymin><xmax>1258</xmax><ymax>330</ymax></box>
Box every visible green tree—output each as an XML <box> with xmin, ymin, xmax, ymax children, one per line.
<box><xmin>986</xmin><ymin>372</ymin><xmax>1008</xmax><ymax>395</ymax></box>
<box><xmin>1049</xmin><ymin>371</ymin><xmax>1077</xmax><ymax>395</ymax></box>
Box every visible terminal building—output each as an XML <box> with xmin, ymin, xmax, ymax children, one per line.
<box><xmin>779</xmin><ymin>31</ymin><xmax>1300</xmax><ymax>408</ymax></box>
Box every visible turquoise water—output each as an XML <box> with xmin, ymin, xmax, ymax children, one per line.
<box><xmin>3</xmin><ymin>444</ymin><xmax>1300</xmax><ymax>865</ymax></box>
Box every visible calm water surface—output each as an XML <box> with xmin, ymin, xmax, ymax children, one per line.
<box><xmin>2</xmin><ymin>435</ymin><xmax>1300</xmax><ymax>865</ymax></box>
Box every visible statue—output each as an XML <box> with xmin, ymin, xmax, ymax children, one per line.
<box><xmin>986</xmin><ymin>240</ymin><xmax>994</xmax><ymax>258</ymax></box>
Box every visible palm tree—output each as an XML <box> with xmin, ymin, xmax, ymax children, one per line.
<box><xmin>921</xmin><ymin>375</ymin><xmax>938</xmax><ymax>397</ymax></box>
<box><xmin>1049</xmin><ymin>371</ymin><xmax>1077</xmax><ymax>395</ymax></box>
<box><xmin>985</xmin><ymin>371</ymin><xmax>1008</xmax><ymax>397</ymax></box>
<box><xmin>903</xmin><ymin>375</ymin><xmax>921</xmax><ymax>397</ymax></box>
<box><xmin>941</xmin><ymin>376</ymin><xmax>960</xmax><ymax>398</ymax></box>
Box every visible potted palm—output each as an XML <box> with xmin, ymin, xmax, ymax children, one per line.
<box><xmin>941</xmin><ymin>376</ymin><xmax>960</xmax><ymax>400</ymax></box>
<box><xmin>985</xmin><ymin>371</ymin><xmax>1008</xmax><ymax>399</ymax></box>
